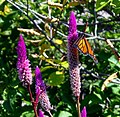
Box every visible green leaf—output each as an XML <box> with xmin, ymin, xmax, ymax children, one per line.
<box><xmin>40</xmin><ymin>43</ymin><xmax>50</xmax><ymax>54</ymax></box>
<box><xmin>112</xmin><ymin>0</ymin><xmax>120</xmax><ymax>14</ymax></box>
<box><xmin>112</xmin><ymin>86</ymin><xmax>120</xmax><ymax>96</ymax></box>
<box><xmin>58</xmin><ymin>111</ymin><xmax>72</xmax><ymax>117</ymax></box>
<box><xmin>93</xmin><ymin>92</ymin><xmax>102</xmax><ymax>101</ymax></box>
<box><xmin>48</xmin><ymin>71</ymin><xmax>65</xmax><ymax>86</ymax></box>
<box><xmin>0</xmin><ymin>17</ymin><xmax>4</xmax><ymax>24</ymax></box>
<box><xmin>41</xmin><ymin>66</ymin><xmax>54</xmax><ymax>72</ymax></box>
<box><xmin>54</xmin><ymin>39</ymin><xmax>63</xmax><ymax>45</ymax></box>
<box><xmin>0</xmin><ymin>30</ymin><xmax>12</xmax><ymax>35</ymax></box>
<box><xmin>60</xmin><ymin>61</ymin><xmax>69</xmax><ymax>69</ymax></box>
<box><xmin>0</xmin><ymin>0</ymin><xmax>5</xmax><ymax>5</ymax></box>
<box><xmin>96</xmin><ymin>0</ymin><xmax>110</xmax><ymax>11</ymax></box>
<box><xmin>108</xmin><ymin>55</ymin><xmax>120</xmax><ymax>68</ymax></box>
<box><xmin>63</xmin><ymin>0</ymin><xmax>67</xmax><ymax>5</ymax></box>
<box><xmin>20</xmin><ymin>111</ymin><xmax>34</xmax><ymax>117</ymax></box>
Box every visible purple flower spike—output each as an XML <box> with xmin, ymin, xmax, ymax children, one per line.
<box><xmin>35</xmin><ymin>66</ymin><xmax>52</xmax><ymax>112</ymax></box>
<box><xmin>39</xmin><ymin>109</ymin><xmax>44</xmax><ymax>117</ymax></box>
<box><xmin>81</xmin><ymin>106</ymin><xmax>87</xmax><ymax>117</ymax></box>
<box><xmin>67</xmin><ymin>11</ymin><xmax>81</xmax><ymax>97</ymax></box>
<box><xmin>68</xmin><ymin>11</ymin><xmax>77</xmax><ymax>38</ymax></box>
<box><xmin>17</xmin><ymin>34</ymin><xmax>32</xmax><ymax>86</ymax></box>
<box><xmin>35</xmin><ymin>66</ymin><xmax>46</xmax><ymax>103</ymax></box>
<box><xmin>17</xmin><ymin>34</ymin><xmax>27</xmax><ymax>63</ymax></box>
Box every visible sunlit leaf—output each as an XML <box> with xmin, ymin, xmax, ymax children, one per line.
<box><xmin>0</xmin><ymin>17</ymin><xmax>4</xmax><ymax>27</ymax></box>
<box><xmin>17</xmin><ymin>28</ymin><xmax>41</xmax><ymax>36</ymax></box>
<box><xmin>58</xmin><ymin>111</ymin><xmax>72</xmax><ymax>117</ymax></box>
<box><xmin>111</xmin><ymin>86</ymin><xmax>120</xmax><ymax>95</ymax></box>
<box><xmin>40</xmin><ymin>44</ymin><xmax>50</xmax><ymax>54</ymax></box>
<box><xmin>96</xmin><ymin>0</ymin><xmax>110</xmax><ymax>11</ymax></box>
<box><xmin>0</xmin><ymin>30</ymin><xmax>11</xmax><ymax>35</ymax></box>
<box><xmin>60</xmin><ymin>61</ymin><xmax>69</xmax><ymax>69</ymax></box>
<box><xmin>48</xmin><ymin>71</ymin><xmax>65</xmax><ymax>86</ymax></box>
<box><xmin>40</xmin><ymin>55</ymin><xmax>59</xmax><ymax>66</ymax></box>
<box><xmin>0</xmin><ymin>11</ymin><xmax>4</xmax><ymax>16</ymax></box>
<box><xmin>4</xmin><ymin>5</ymin><xmax>10</xmax><ymax>15</ymax></box>
<box><xmin>48</xmin><ymin>0</ymin><xmax>63</xmax><ymax>9</ymax></box>
<box><xmin>23</xmin><ymin>100</ymin><xmax>31</xmax><ymax>106</ymax></box>
<box><xmin>0</xmin><ymin>0</ymin><xmax>5</xmax><ymax>5</ymax></box>
<box><xmin>93</xmin><ymin>92</ymin><xmax>102</xmax><ymax>101</ymax></box>
<box><xmin>101</xmin><ymin>72</ymin><xmax>118</xmax><ymax>91</ymax></box>
<box><xmin>54</xmin><ymin>39</ymin><xmax>63</xmax><ymax>45</ymax></box>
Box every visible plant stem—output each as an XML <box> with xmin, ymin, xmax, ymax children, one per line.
<box><xmin>48</xmin><ymin>111</ymin><xmax>53</xmax><ymax>117</ymax></box>
<box><xmin>77</xmin><ymin>96</ymin><xmax>81</xmax><ymax>117</ymax></box>
<box><xmin>27</xmin><ymin>84</ymin><xmax>38</xmax><ymax>117</ymax></box>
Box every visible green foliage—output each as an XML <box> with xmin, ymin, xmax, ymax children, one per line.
<box><xmin>48</xmin><ymin>71</ymin><xmax>65</xmax><ymax>86</ymax></box>
<box><xmin>96</xmin><ymin>0</ymin><xmax>120</xmax><ymax>14</ymax></box>
<box><xmin>0</xmin><ymin>0</ymin><xmax>120</xmax><ymax>117</ymax></box>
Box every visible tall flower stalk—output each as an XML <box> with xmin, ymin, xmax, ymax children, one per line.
<box><xmin>35</xmin><ymin>66</ymin><xmax>52</xmax><ymax>117</ymax></box>
<box><xmin>17</xmin><ymin>34</ymin><xmax>32</xmax><ymax>86</ymax></box>
<box><xmin>17</xmin><ymin>34</ymin><xmax>38</xmax><ymax>117</ymax></box>
<box><xmin>67</xmin><ymin>11</ymin><xmax>81</xmax><ymax>117</ymax></box>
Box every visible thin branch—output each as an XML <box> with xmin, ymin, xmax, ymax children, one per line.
<box><xmin>81</xmin><ymin>66</ymin><xmax>120</xmax><ymax>84</ymax></box>
<box><xmin>8</xmin><ymin>0</ymin><xmax>120</xmax><ymax>42</ymax></box>
<box><xmin>14</xmin><ymin>1</ymin><xmax>67</xmax><ymax>39</ymax></box>
<box><xmin>77</xmin><ymin>18</ymin><xmax>120</xmax><ymax>26</ymax></box>
<box><xmin>80</xmin><ymin>66</ymin><xmax>105</xmax><ymax>80</ymax></box>
<box><xmin>15</xmin><ymin>1</ymin><xmax>47</xmax><ymax>21</ymax></box>
<box><xmin>7</xmin><ymin>0</ymin><xmax>65</xmax><ymax>55</ymax></box>
<box><xmin>105</xmin><ymin>38</ymin><xmax>120</xmax><ymax>61</ymax></box>
<box><xmin>62</xmin><ymin>22</ymin><xmax>120</xmax><ymax>41</ymax></box>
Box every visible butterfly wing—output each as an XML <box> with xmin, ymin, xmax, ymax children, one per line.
<box><xmin>73</xmin><ymin>36</ymin><xmax>98</xmax><ymax>63</ymax></box>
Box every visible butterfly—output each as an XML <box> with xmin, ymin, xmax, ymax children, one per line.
<box><xmin>73</xmin><ymin>22</ymin><xmax>98</xmax><ymax>63</ymax></box>
<box><xmin>73</xmin><ymin>34</ymin><xmax>98</xmax><ymax>63</ymax></box>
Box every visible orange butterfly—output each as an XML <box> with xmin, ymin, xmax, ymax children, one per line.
<box><xmin>73</xmin><ymin>23</ymin><xmax>98</xmax><ymax>63</ymax></box>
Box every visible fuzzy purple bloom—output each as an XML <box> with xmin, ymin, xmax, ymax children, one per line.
<box><xmin>81</xmin><ymin>106</ymin><xmax>87</xmax><ymax>117</ymax></box>
<box><xmin>68</xmin><ymin>11</ymin><xmax>78</xmax><ymax>39</ymax></box>
<box><xmin>35</xmin><ymin>66</ymin><xmax>46</xmax><ymax>103</ymax></box>
<box><xmin>35</xmin><ymin>66</ymin><xmax>52</xmax><ymax>112</ymax></box>
<box><xmin>67</xmin><ymin>11</ymin><xmax>81</xmax><ymax>97</ymax></box>
<box><xmin>17</xmin><ymin>34</ymin><xmax>27</xmax><ymax>63</ymax></box>
<box><xmin>39</xmin><ymin>109</ymin><xmax>44</xmax><ymax>117</ymax></box>
<box><xmin>17</xmin><ymin>34</ymin><xmax>32</xmax><ymax>86</ymax></box>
